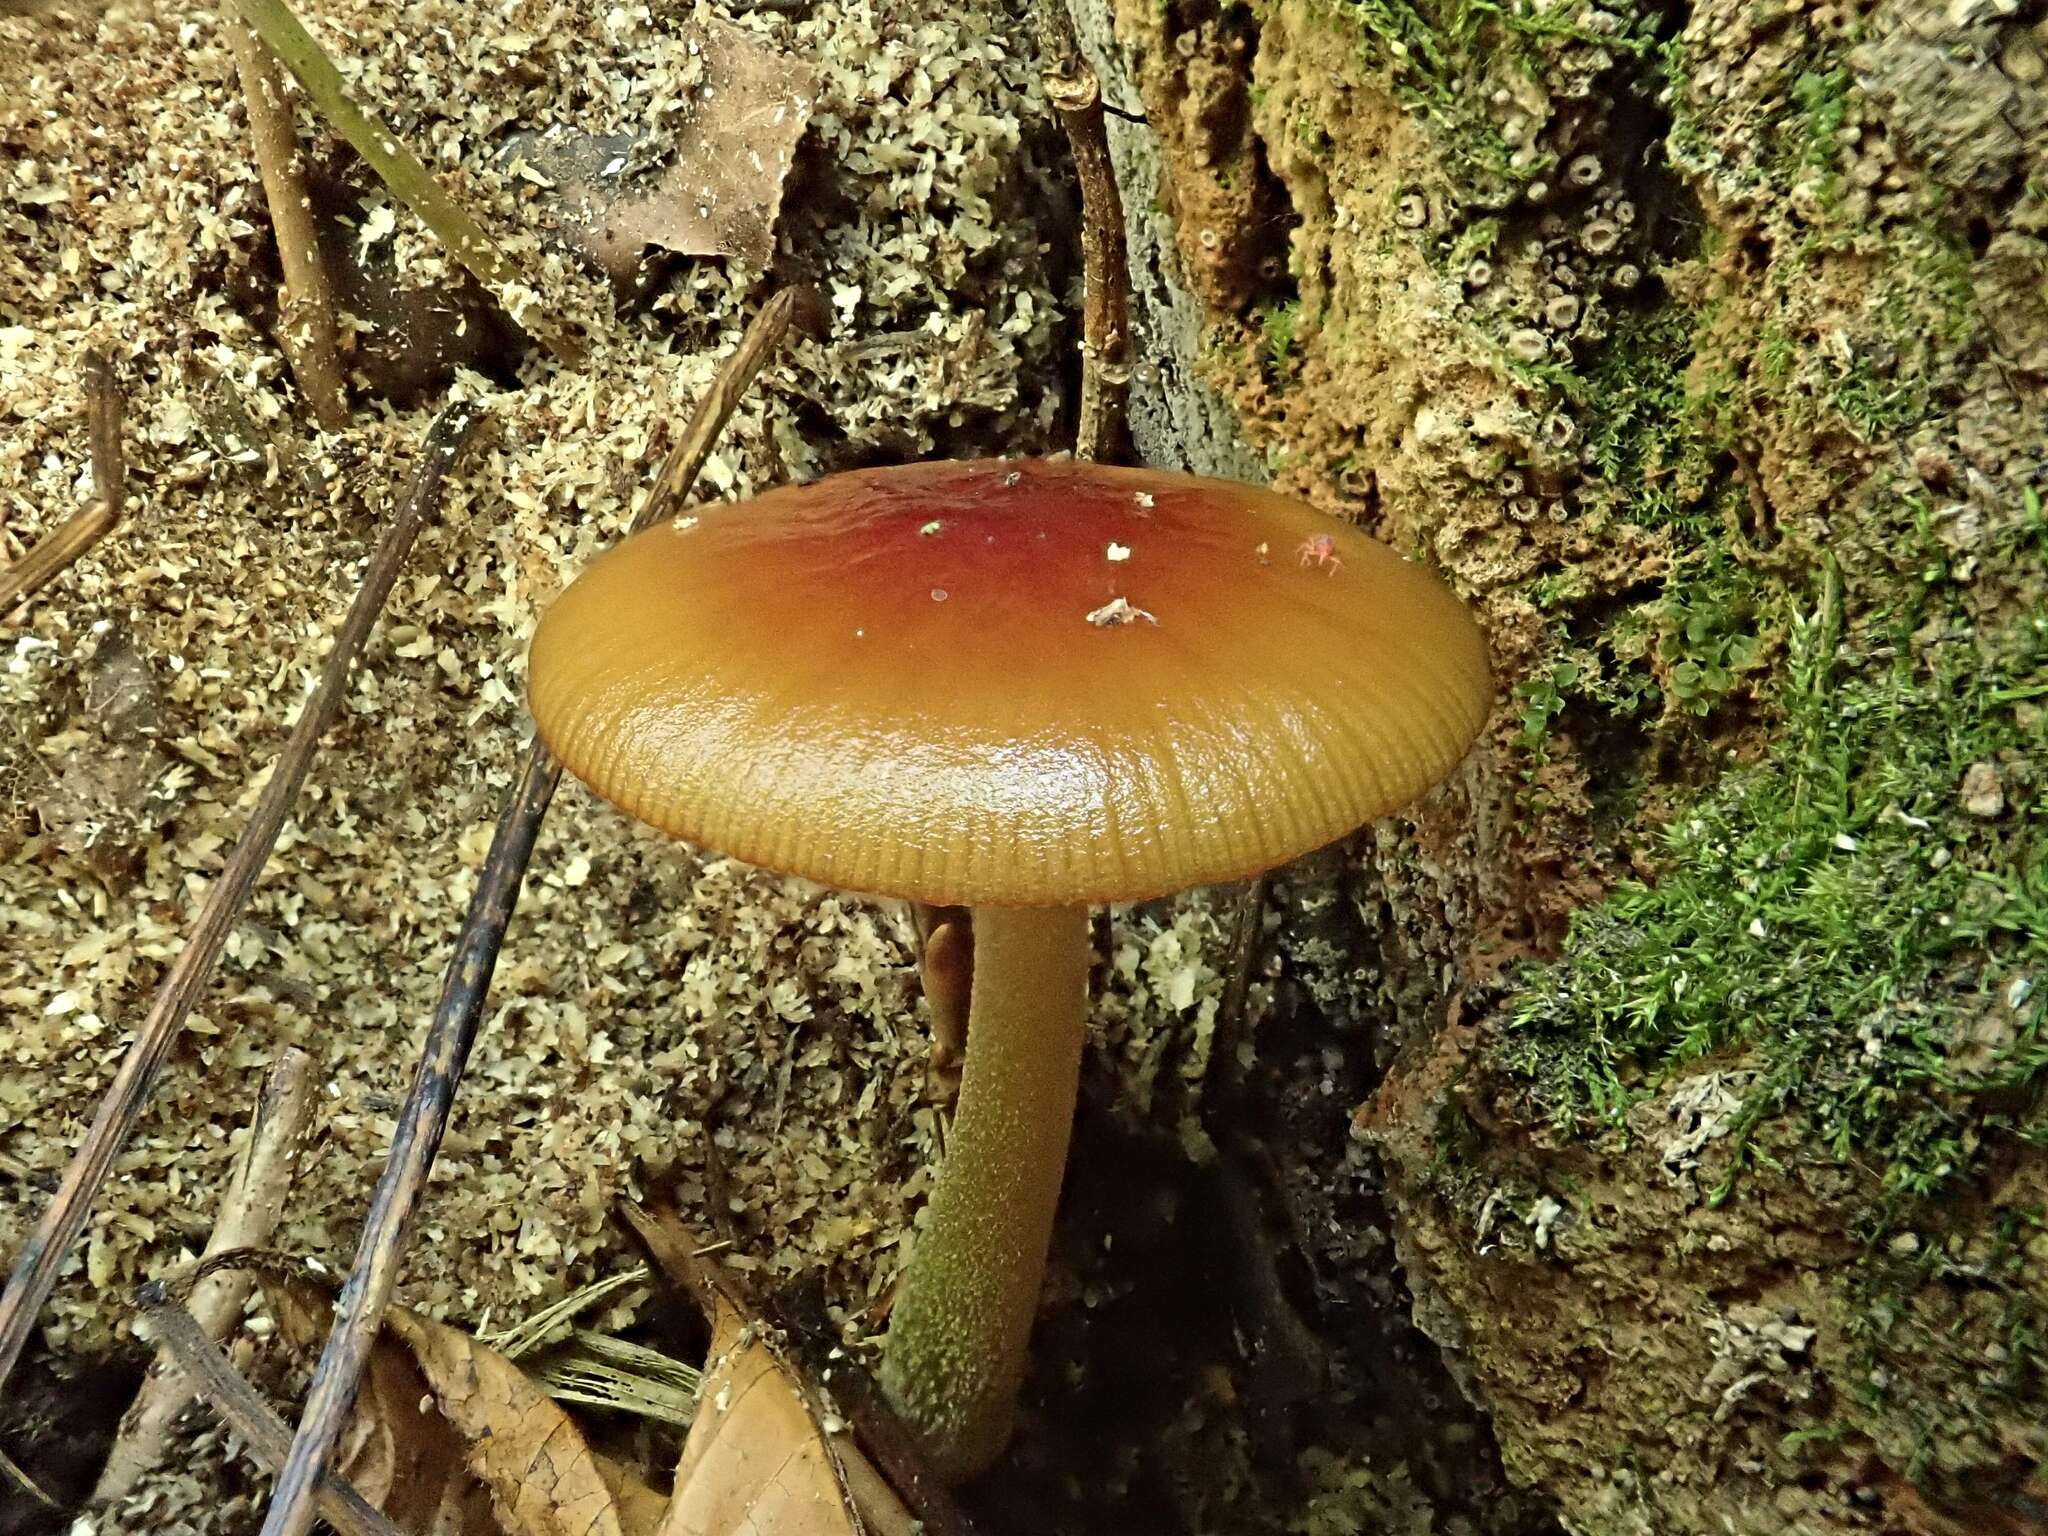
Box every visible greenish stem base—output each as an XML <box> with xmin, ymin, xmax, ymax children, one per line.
<box><xmin>878</xmin><ymin>902</ymin><xmax>1091</xmax><ymax>1483</ymax></box>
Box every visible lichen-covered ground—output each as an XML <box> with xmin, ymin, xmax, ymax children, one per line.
<box><xmin>1106</xmin><ymin>0</ymin><xmax>2047</xmax><ymax>1527</ymax></box>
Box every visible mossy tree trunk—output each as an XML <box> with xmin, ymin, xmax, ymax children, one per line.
<box><xmin>1087</xmin><ymin>0</ymin><xmax>2047</xmax><ymax>1526</ymax></box>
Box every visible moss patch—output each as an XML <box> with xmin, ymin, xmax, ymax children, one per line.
<box><xmin>1493</xmin><ymin>504</ymin><xmax>2048</xmax><ymax>1484</ymax></box>
<box><xmin>1501</xmin><ymin>563</ymin><xmax>2047</xmax><ymax>1209</ymax></box>
<box><xmin>1310</xmin><ymin>0</ymin><xmax>1659</xmax><ymax>203</ymax></box>
<box><xmin>1571</xmin><ymin>304</ymin><xmax>1727</xmax><ymax>528</ymax></box>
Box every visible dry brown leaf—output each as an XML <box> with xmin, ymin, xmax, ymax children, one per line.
<box><xmin>620</xmin><ymin>1207</ymin><xmax>914</xmax><ymax>1536</ymax></box>
<box><xmin>661</xmin><ymin>1317</ymin><xmax>860</xmax><ymax>1536</ymax></box>
<box><xmin>267</xmin><ymin>1270</ymin><xmax>494</xmax><ymax>1536</ymax></box>
<box><xmin>386</xmin><ymin>1306</ymin><xmax>640</xmax><ymax>1536</ymax></box>
<box><xmin>259</xmin><ymin>1264</ymin><xmax>659</xmax><ymax>1536</ymax></box>
<box><xmin>512</xmin><ymin>18</ymin><xmax>816</xmax><ymax>280</ymax></box>
<box><xmin>595</xmin><ymin>1453</ymin><xmax>673</xmax><ymax>1536</ymax></box>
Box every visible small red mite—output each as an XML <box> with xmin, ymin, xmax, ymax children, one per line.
<box><xmin>1298</xmin><ymin>534</ymin><xmax>1341</xmax><ymax>573</ymax></box>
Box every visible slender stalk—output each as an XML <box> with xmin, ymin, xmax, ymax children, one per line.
<box><xmin>879</xmin><ymin>904</ymin><xmax>1091</xmax><ymax>1482</ymax></box>
<box><xmin>230</xmin><ymin>0</ymin><xmax>585</xmax><ymax>368</ymax></box>
<box><xmin>225</xmin><ymin>15</ymin><xmax>347</xmax><ymax>428</ymax></box>
<box><xmin>255</xmin><ymin>291</ymin><xmax>804</xmax><ymax>1536</ymax></box>
<box><xmin>1033</xmin><ymin>0</ymin><xmax>1131</xmax><ymax>463</ymax></box>
<box><xmin>0</xmin><ymin>350</ymin><xmax>125</xmax><ymax>618</ymax></box>
<box><xmin>867</xmin><ymin>23</ymin><xmax>1144</xmax><ymax>1465</ymax></box>
<box><xmin>94</xmin><ymin>1049</ymin><xmax>317</xmax><ymax>1506</ymax></box>
<box><xmin>0</xmin><ymin>405</ymin><xmax>479</xmax><ymax>1409</ymax></box>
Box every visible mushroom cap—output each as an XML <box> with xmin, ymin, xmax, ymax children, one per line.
<box><xmin>528</xmin><ymin>457</ymin><xmax>1491</xmax><ymax>906</ymax></box>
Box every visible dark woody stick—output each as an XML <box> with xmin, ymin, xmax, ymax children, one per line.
<box><xmin>135</xmin><ymin>1285</ymin><xmax>406</xmax><ymax>1536</ymax></box>
<box><xmin>0</xmin><ymin>405</ymin><xmax>479</xmax><ymax>1417</ymax></box>
<box><xmin>254</xmin><ymin>289</ymin><xmax>809</xmax><ymax>1536</ymax></box>
<box><xmin>1034</xmin><ymin>0</ymin><xmax>1132</xmax><ymax>464</ymax></box>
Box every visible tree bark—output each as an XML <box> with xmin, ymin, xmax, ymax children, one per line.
<box><xmin>1089</xmin><ymin>0</ymin><xmax>2048</xmax><ymax>1527</ymax></box>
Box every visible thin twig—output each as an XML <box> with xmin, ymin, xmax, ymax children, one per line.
<box><xmin>93</xmin><ymin>1049</ymin><xmax>318</xmax><ymax>1506</ymax></box>
<box><xmin>134</xmin><ymin>1287</ymin><xmax>406</xmax><ymax>1536</ymax></box>
<box><xmin>86</xmin><ymin>349</ymin><xmax>121</xmax><ymax>514</ymax></box>
<box><xmin>639</xmin><ymin>285</ymin><xmax>818</xmax><ymax>528</ymax></box>
<box><xmin>526</xmin><ymin>1330</ymin><xmax>700</xmax><ymax>1426</ymax></box>
<box><xmin>0</xmin><ymin>1446</ymin><xmax>54</xmax><ymax>1511</ymax></box>
<box><xmin>1034</xmin><ymin>0</ymin><xmax>1131</xmax><ymax>463</ymax></box>
<box><xmin>0</xmin><ymin>350</ymin><xmax>126</xmax><ymax>617</ymax></box>
<box><xmin>225</xmin><ymin>16</ymin><xmax>347</xmax><ymax>428</ymax></box>
<box><xmin>255</xmin><ymin>291</ymin><xmax>806</xmax><ymax>1536</ymax></box>
<box><xmin>230</xmin><ymin>0</ymin><xmax>586</xmax><ymax>368</ymax></box>
<box><xmin>0</xmin><ymin>405</ymin><xmax>480</xmax><ymax>1409</ymax></box>
<box><xmin>486</xmin><ymin>1264</ymin><xmax>650</xmax><ymax>1360</ymax></box>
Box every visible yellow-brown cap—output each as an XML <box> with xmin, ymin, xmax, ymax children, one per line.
<box><xmin>528</xmin><ymin>458</ymin><xmax>1491</xmax><ymax>906</ymax></box>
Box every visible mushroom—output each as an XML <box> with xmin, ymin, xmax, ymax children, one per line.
<box><xmin>525</xmin><ymin>456</ymin><xmax>1491</xmax><ymax>1481</ymax></box>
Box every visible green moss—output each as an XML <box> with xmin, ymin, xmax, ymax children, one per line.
<box><xmin>1350</xmin><ymin>0</ymin><xmax>2046</xmax><ymax>1487</ymax></box>
<box><xmin>1780</xmin><ymin>1420</ymin><xmax>1854</xmax><ymax>1460</ymax></box>
<box><xmin>1656</xmin><ymin>557</ymin><xmax>1771</xmax><ymax>715</ymax></box>
<box><xmin>1575</xmin><ymin>304</ymin><xmax>1730</xmax><ymax>529</ymax></box>
<box><xmin>1528</xmin><ymin>567</ymin><xmax>1593</xmax><ymax>611</ymax></box>
<box><xmin>1500</xmin><ymin>557</ymin><xmax>2048</xmax><ymax>1465</ymax></box>
<box><xmin>1667</xmin><ymin>26</ymin><xmax>1867</xmax><ymax>217</ymax></box>
<box><xmin>1756</xmin><ymin>320</ymin><xmax>1797</xmax><ymax>385</ymax></box>
<box><xmin>1435</xmin><ymin>215</ymin><xmax>1501</xmax><ymax>276</ymax></box>
<box><xmin>1309</xmin><ymin>0</ymin><xmax>1656</xmax><ymax>202</ymax></box>
<box><xmin>1326</xmin><ymin>0</ymin><xmax>1655</xmax><ymax>96</ymax></box>
<box><xmin>1258</xmin><ymin>297</ymin><xmax>1303</xmax><ymax>377</ymax></box>
<box><xmin>1826</xmin><ymin>351</ymin><xmax>1924</xmax><ymax>442</ymax></box>
<box><xmin>1495</xmin><ymin>300</ymin><xmax>1734</xmax><ymax>528</ymax></box>
<box><xmin>1904</xmin><ymin>222</ymin><xmax>1983</xmax><ymax>351</ymax></box>
<box><xmin>1499</xmin><ymin>549</ymin><xmax>2048</xmax><ymax>1214</ymax></box>
<box><xmin>1736</xmin><ymin>220</ymin><xmax>1981</xmax><ymax>447</ymax></box>
<box><xmin>1786</xmin><ymin>65</ymin><xmax>1849</xmax><ymax>199</ymax></box>
<box><xmin>1505</xmin><ymin>299</ymin><xmax>1778</xmax><ymax>792</ymax></box>
<box><xmin>1660</xmin><ymin>35</ymin><xmax>1710</xmax><ymax>174</ymax></box>
<box><xmin>1848</xmin><ymin>1204</ymin><xmax>2046</xmax><ymax>1482</ymax></box>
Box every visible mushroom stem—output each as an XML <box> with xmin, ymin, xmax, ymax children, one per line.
<box><xmin>880</xmin><ymin>901</ymin><xmax>1091</xmax><ymax>1482</ymax></box>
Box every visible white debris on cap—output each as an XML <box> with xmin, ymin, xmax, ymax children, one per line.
<box><xmin>1085</xmin><ymin>597</ymin><xmax>1158</xmax><ymax>627</ymax></box>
